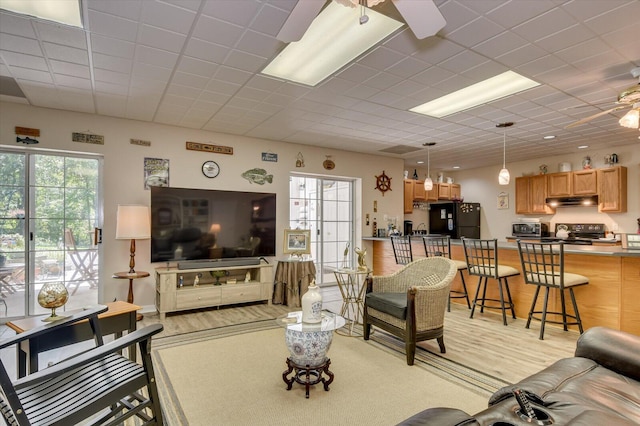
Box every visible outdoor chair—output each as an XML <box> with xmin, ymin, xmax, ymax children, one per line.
<box><xmin>363</xmin><ymin>257</ymin><xmax>457</xmax><ymax>365</ymax></box>
<box><xmin>422</xmin><ymin>235</ymin><xmax>470</xmax><ymax>311</ymax></box>
<box><xmin>0</xmin><ymin>305</ymin><xmax>164</xmax><ymax>425</ymax></box>
<box><xmin>390</xmin><ymin>235</ymin><xmax>413</xmax><ymax>265</ymax></box>
<box><xmin>517</xmin><ymin>240</ymin><xmax>588</xmax><ymax>340</ymax></box>
<box><xmin>64</xmin><ymin>228</ymin><xmax>98</xmax><ymax>294</ymax></box>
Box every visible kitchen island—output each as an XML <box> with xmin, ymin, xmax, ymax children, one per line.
<box><xmin>362</xmin><ymin>237</ymin><xmax>640</xmax><ymax>335</ymax></box>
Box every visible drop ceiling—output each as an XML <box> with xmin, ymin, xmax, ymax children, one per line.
<box><xmin>0</xmin><ymin>0</ymin><xmax>638</xmax><ymax>171</ymax></box>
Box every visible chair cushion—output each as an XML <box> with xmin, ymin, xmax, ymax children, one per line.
<box><xmin>452</xmin><ymin>259</ymin><xmax>467</xmax><ymax>271</ymax></box>
<box><xmin>366</xmin><ymin>292</ymin><xmax>407</xmax><ymax>320</ymax></box>
<box><xmin>468</xmin><ymin>265</ymin><xmax>519</xmax><ymax>278</ymax></box>
<box><xmin>525</xmin><ymin>272</ymin><xmax>589</xmax><ymax>287</ymax></box>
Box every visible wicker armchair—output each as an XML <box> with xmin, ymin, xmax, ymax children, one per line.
<box><xmin>363</xmin><ymin>257</ymin><xmax>457</xmax><ymax>365</ymax></box>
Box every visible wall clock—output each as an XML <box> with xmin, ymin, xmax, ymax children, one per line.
<box><xmin>375</xmin><ymin>170</ymin><xmax>392</xmax><ymax>195</ymax></box>
<box><xmin>202</xmin><ymin>160</ymin><xmax>220</xmax><ymax>178</ymax></box>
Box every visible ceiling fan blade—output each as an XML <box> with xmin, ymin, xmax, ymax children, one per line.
<box><xmin>392</xmin><ymin>0</ymin><xmax>446</xmax><ymax>39</ymax></box>
<box><xmin>565</xmin><ymin>105</ymin><xmax>628</xmax><ymax>129</ymax></box>
<box><xmin>276</xmin><ymin>0</ymin><xmax>326</xmax><ymax>43</ymax></box>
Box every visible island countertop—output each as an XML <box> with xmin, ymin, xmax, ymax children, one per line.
<box><xmin>361</xmin><ymin>237</ymin><xmax>640</xmax><ymax>257</ymax></box>
<box><xmin>362</xmin><ymin>237</ymin><xmax>640</xmax><ymax>335</ymax></box>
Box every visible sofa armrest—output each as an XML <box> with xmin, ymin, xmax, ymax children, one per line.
<box><xmin>574</xmin><ymin>326</ymin><xmax>640</xmax><ymax>382</ymax></box>
<box><xmin>396</xmin><ymin>407</ymin><xmax>478</xmax><ymax>426</ymax></box>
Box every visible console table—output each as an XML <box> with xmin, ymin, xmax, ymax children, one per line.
<box><xmin>6</xmin><ymin>301</ymin><xmax>140</xmax><ymax>378</ymax></box>
<box><xmin>272</xmin><ymin>258</ymin><xmax>316</xmax><ymax>307</ymax></box>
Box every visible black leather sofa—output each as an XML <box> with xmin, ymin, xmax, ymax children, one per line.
<box><xmin>399</xmin><ymin>327</ymin><xmax>640</xmax><ymax>426</ymax></box>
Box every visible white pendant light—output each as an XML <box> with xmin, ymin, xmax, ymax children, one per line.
<box><xmin>423</xmin><ymin>142</ymin><xmax>436</xmax><ymax>190</ymax></box>
<box><xmin>496</xmin><ymin>122</ymin><xmax>513</xmax><ymax>185</ymax></box>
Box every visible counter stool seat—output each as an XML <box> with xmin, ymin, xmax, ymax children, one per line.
<box><xmin>462</xmin><ymin>238</ymin><xmax>519</xmax><ymax>326</ymax></box>
<box><xmin>422</xmin><ymin>236</ymin><xmax>470</xmax><ymax>311</ymax></box>
<box><xmin>518</xmin><ymin>240</ymin><xmax>588</xmax><ymax>340</ymax></box>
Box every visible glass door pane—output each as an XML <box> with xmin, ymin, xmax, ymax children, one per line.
<box><xmin>0</xmin><ymin>152</ymin><xmax>27</xmax><ymax>318</ymax></box>
<box><xmin>29</xmin><ymin>154</ymin><xmax>100</xmax><ymax>316</ymax></box>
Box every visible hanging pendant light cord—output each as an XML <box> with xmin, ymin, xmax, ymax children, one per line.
<box><xmin>427</xmin><ymin>145</ymin><xmax>430</xmax><ymax>177</ymax></box>
<box><xmin>502</xmin><ymin>129</ymin><xmax>506</xmax><ymax>168</ymax></box>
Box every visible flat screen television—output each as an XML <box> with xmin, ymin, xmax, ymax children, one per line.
<box><xmin>150</xmin><ymin>186</ymin><xmax>276</xmax><ymax>263</ymax></box>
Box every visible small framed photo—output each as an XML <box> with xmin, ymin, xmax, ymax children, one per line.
<box><xmin>497</xmin><ymin>192</ymin><xmax>509</xmax><ymax>210</ymax></box>
<box><xmin>283</xmin><ymin>229</ymin><xmax>311</xmax><ymax>255</ymax></box>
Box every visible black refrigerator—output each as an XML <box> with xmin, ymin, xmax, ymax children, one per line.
<box><xmin>428</xmin><ymin>202</ymin><xmax>481</xmax><ymax>239</ymax></box>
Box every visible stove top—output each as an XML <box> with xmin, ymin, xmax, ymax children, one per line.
<box><xmin>545</xmin><ymin>223</ymin><xmax>607</xmax><ymax>245</ymax></box>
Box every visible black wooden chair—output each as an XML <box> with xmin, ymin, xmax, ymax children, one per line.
<box><xmin>517</xmin><ymin>240</ymin><xmax>588</xmax><ymax>340</ymax></box>
<box><xmin>391</xmin><ymin>235</ymin><xmax>413</xmax><ymax>265</ymax></box>
<box><xmin>0</xmin><ymin>306</ymin><xmax>164</xmax><ymax>425</ymax></box>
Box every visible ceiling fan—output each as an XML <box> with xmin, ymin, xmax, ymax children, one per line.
<box><xmin>276</xmin><ymin>0</ymin><xmax>446</xmax><ymax>43</ymax></box>
<box><xmin>566</xmin><ymin>67</ymin><xmax>640</xmax><ymax>129</ymax></box>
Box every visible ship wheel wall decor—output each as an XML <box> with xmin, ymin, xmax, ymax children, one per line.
<box><xmin>375</xmin><ymin>170</ymin><xmax>392</xmax><ymax>195</ymax></box>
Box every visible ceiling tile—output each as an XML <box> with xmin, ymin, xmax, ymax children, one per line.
<box><xmin>35</xmin><ymin>22</ymin><xmax>86</xmax><ymax>49</ymax></box>
<box><xmin>88</xmin><ymin>10</ymin><xmax>139</xmax><ymax>42</ymax></box>
<box><xmin>49</xmin><ymin>60</ymin><xmax>90</xmax><ymax>78</ymax></box>
<box><xmin>192</xmin><ymin>15</ymin><xmax>244</xmax><ymax>47</ymax></box>
<box><xmin>200</xmin><ymin>0</ymin><xmax>261</xmax><ymax>27</ymax></box>
<box><xmin>90</xmin><ymin>35</ymin><xmax>136</xmax><ymax>59</ymax></box>
<box><xmin>141</xmin><ymin>0</ymin><xmax>197</xmax><ymax>34</ymax></box>
<box><xmin>0</xmin><ymin>33</ymin><xmax>43</xmax><ymax>56</ymax></box>
<box><xmin>135</xmin><ymin>45</ymin><xmax>178</xmax><ymax>68</ymax></box>
<box><xmin>2</xmin><ymin>51</ymin><xmax>47</xmax><ymax>70</ymax></box>
<box><xmin>184</xmin><ymin>38</ymin><xmax>229</xmax><ymax>63</ymax></box>
<box><xmin>92</xmin><ymin>53</ymin><xmax>132</xmax><ymax>74</ymax></box>
<box><xmin>0</xmin><ymin>12</ymin><xmax>37</xmax><ymax>38</ymax></box>
<box><xmin>88</xmin><ymin>0</ymin><xmax>142</xmax><ymax>20</ymax></box>
<box><xmin>138</xmin><ymin>25</ymin><xmax>187</xmax><ymax>53</ymax></box>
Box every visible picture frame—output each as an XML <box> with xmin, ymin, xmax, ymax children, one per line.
<box><xmin>283</xmin><ymin>229</ymin><xmax>311</xmax><ymax>255</ymax></box>
<box><xmin>497</xmin><ymin>192</ymin><xmax>509</xmax><ymax>210</ymax></box>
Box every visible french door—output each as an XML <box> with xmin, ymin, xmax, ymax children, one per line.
<box><xmin>289</xmin><ymin>175</ymin><xmax>355</xmax><ymax>285</ymax></box>
<box><xmin>0</xmin><ymin>150</ymin><xmax>102</xmax><ymax>321</ymax></box>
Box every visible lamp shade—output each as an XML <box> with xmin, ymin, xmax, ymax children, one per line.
<box><xmin>115</xmin><ymin>205</ymin><xmax>150</xmax><ymax>240</ymax></box>
<box><xmin>619</xmin><ymin>108</ymin><xmax>639</xmax><ymax>129</ymax></box>
<box><xmin>424</xmin><ymin>177</ymin><xmax>433</xmax><ymax>190</ymax></box>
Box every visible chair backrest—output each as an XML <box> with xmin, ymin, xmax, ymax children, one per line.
<box><xmin>391</xmin><ymin>235</ymin><xmax>413</xmax><ymax>265</ymax></box>
<box><xmin>64</xmin><ymin>228</ymin><xmax>77</xmax><ymax>250</ymax></box>
<box><xmin>462</xmin><ymin>238</ymin><xmax>500</xmax><ymax>278</ymax></box>
<box><xmin>517</xmin><ymin>240</ymin><xmax>565</xmax><ymax>288</ymax></box>
<box><xmin>422</xmin><ymin>235</ymin><xmax>452</xmax><ymax>258</ymax></box>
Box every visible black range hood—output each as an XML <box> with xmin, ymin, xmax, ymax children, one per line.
<box><xmin>546</xmin><ymin>195</ymin><xmax>598</xmax><ymax>207</ymax></box>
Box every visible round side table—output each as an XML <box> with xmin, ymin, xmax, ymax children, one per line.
<box><xmin>112</xmin><ymin>271</ymin><xmax>149</xmax><ymax>321</ymax></box>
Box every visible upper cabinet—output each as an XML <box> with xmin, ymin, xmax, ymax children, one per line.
<box><xmin>572</xmin><ymin>170</ymin><xmax>598</xmax><ymax>195</ymax></box>
<box><xmin>597</xmin><ymin>166</ymin><xmax>627</xmax><ymax>212</ymax></box>
<box><xmin>515</xmin><ymin>175</ymin><xmax>555</xmax><ymax>215</ymax></box>
<box><xmin>404</xmin><ymin>180</ymin><xmax>462</xmax><ymax>213</ymax></box>
<box><xmin>547</xmin><ymin>172</ymin><xmax>572</xmax><ymax>197</ymax></box>
<box><xmin>515</xmin><ymin>167</ymin><xmax>627</xmax><ymax>214</ymax></box>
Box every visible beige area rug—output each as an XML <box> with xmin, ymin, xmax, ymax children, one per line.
<box><xmin>152</xmin><ymin>321</ymin><xmax>490</xmax><ymax>426</ymax></box>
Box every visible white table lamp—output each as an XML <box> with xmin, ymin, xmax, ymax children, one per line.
<box><xmin>116</xmin><ymin>205</ymin><xmax>151</xmax><ymax>274</ymax></box>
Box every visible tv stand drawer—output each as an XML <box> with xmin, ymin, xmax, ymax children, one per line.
<box><xmin>222</xmin><ymin>284</ymin><xmax>262</xmax><ymax>304</ymax></box>
<box><xmin>177</xmin><ymin>287</ymin><xmax>221</xmax><ymax>309</ymax></box>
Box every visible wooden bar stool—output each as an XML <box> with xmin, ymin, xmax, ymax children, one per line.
<box><xmin>422</xmin><ymin>235</ymin><xmax>470</xmax><ymax>311</ymax></box>
<box><xmin>517</xmin><ymin>240</ymin><xmax>588</xmax><ymax>340</ymax></box>
<box><xmin>462</xmin><ymin>238</ymin><xmax>519</xmax><ymax>326</ymax></box>
<box><xmin>391</xmin><ymin>235</ymin><xmax>413</xmax><ymax>265</ymax></box>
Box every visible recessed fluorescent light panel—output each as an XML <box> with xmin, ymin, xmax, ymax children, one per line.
<box><xmin>410</xmin><ymin>71</ymin><xmax>540</xmax><ymax>118</ymax></box>
<box><xmin>262</xmin><ymin>2</ymin><xmax>403</xmax><ymax>86</ymax></box>
<box><xmin>1</xmin><ymin>0</ymin><xmax>82</xmax><ymax>27</ymax></box>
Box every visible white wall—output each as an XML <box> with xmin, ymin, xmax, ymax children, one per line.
<box><xmin>0</xmin><ymin>102</ymin><xmax>405</xmax><ymax>308</ymax></box>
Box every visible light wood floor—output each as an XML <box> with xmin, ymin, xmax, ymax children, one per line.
<box><xmin>140</xmin><ymin>285</ymin><xmax>578</xmax><ymax>385</ymax></box>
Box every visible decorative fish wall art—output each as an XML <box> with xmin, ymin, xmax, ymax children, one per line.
<box><xmin>242</xmin><ymin>168</ymin><xmax>273</xmax><ymax>185</ymax></box>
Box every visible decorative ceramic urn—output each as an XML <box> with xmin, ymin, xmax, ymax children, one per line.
<box><xmin>301</xmin><ymin>280</ymin><xmax>322</xmax><ymax>323</ymax></box>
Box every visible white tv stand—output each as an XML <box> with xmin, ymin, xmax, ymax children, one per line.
<box><xmin>154</xmin><ymin>261</ymin><xmax>273</xmax><ymax>320</ymax></box>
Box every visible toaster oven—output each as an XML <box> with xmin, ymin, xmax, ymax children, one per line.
<box><xmin>512</xmin><ymin>222</ymin><xmax>550</xmax><ymax>238</ymax></box>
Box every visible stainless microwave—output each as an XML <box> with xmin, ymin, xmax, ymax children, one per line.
<box><xmin>512</xmin><ymin>222</ymin><xmax>550</xmax><ymax>238</ymax></box>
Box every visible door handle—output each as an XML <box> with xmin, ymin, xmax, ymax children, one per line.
<box><xmin>94</xmin><ymin>228</ymin><xmax>103</xmax><ymax>245</ymax></box>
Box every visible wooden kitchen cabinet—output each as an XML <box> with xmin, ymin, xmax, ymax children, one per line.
<box><xmin>572</xmin><ymin>169</ymin><xmax>597</xmax><ymax>195</ymax></box>
<box><xmin>450</xmin><ymin>184</ymin><xmax>461</xmax><ymax>200</ymax></box>
<box><xmin>547</xmin><ymin>172</ymin><xmax>572</xmax><ymax>197</ymax></box>
<box><xmin>404</xmin><ymin>179</ymin><xmax>414</xmax><ymax>214</ymax></box>
<box><xmin>426</xmin><ymin>184</ymin><xmax>439</xmax><ymax>201</ymax></box>
<box><xmin>597</xmin><ymin>166</ymin><xmax>627</xmax><ymax>212</ymax></box>
<box><xmin>413</xmin><ymin>180</ymin><xmax>426</xmax><ymax>200</ymax></box>
<box><xmin>438</xmin><ymin>183</ymin><xmax>451</xmax><ymax>200</ymax></box>
<box><xmin>515</xmin><ymin>175</ymin><xmax>555</xmax><ymax>215</ymax></box>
